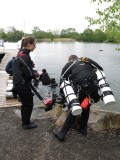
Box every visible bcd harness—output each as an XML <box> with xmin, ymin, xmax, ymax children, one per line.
<box><xmin>60</xmin><ymin>57</ymin><xmax>100</xmax><ymax>107</ymax></box>
<box><xmin>61</xmin><ymin>57</ymin><xmax>98</xmax><ymax>88</ymax></box>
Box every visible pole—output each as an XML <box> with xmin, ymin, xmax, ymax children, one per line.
<box><xmin>30</xmin><ymin>84</ymin><xmax>45</xmax><ymax>105</ymax></box>
<box><xmin>23</xmin><ymin>20</ymin><xmax>25</xmax><ymax>37</ymax></box>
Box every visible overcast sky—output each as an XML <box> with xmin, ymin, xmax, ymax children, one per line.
<box><xmin>0</xmin><ymin>0</ymin><xmax>108</xmax><ymax>33</ymax></box>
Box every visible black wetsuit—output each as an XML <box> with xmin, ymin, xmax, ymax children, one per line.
<box><xmin>39</xmin><ymin>72</ymin><xmax>50</xmax><ymax>85</ymax></box>
<box><xmin>60</xmin><ymin>57</ymin><xmax>103</xmax><ymax>130</ymax></box>
<box><xmin>12</xmin><ymin>49</ymin><xmax>37</xmax><ymax>125</ymax></box>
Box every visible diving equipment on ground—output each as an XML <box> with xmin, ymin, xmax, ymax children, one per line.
<box><xmin>6</xmin><ymin>79</ymin><xmax>14</xmax><ymax>99</ymax></box>
<box><xmin>5</xmin><ymin>92</ymin><xmax>14</xmax><ymax>99</ymax></box>
<box><xmin>44</xmin><ymin>78</ymin><xmax>58</xmax><ymax>111</ymax></box>
<box><xmin>96</xmin><ymin>69</ymin><xmax>116</xmax><ymax>106</ymax></box>
<box><xmin>60</xmin><ymin>80</ymin><xmax>82</xmax><ymax>116</ymax></box>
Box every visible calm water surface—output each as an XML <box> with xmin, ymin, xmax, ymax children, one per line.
<box><xmin>30</xmin><ymin>42</ymin><xmax>120</xmax><ymax>112</ymax></box>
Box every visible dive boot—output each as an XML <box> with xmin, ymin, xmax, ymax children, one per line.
<box><xmin>76</xmin><ymin>125</ymin><xmax>87</xmax><ymax>135</ymax></box>
<box><xmin>76</xmin><ymin>107</ymin><xmax>90</xmax><ymax>135</ymax></box>
<box><xmin>54</xmin><ymin>130</ymin><xmax>66</xmax><ymax>141</ymax></box>
<box><xmin>54</xmin><ymin>112</ymin><xmax>76</xmax><ymax>141</ymax></box>
<box><xmin>22</xmin><ymin>122</ymin><xmax>38</xmax><ymax>129</ymax></box>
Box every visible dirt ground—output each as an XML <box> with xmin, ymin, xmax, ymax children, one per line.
<box><xmin>0</xmin><ymin>108</ymin><xmax>120</xmax><ymax>160</ymax></box>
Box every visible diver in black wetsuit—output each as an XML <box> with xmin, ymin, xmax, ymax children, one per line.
<box><xmin>54</xmin><ymin>54</ymin><xmax>103</xmax><ymax>141</ymax></box>
<box><xmin>12</xmin><ymin>36</ymin><xmax>39</xmax><ymax>129</ymax></box>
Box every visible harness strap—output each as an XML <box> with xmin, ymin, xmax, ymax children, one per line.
<box><xmin>17</xmin><ymin>54</ymin><xmax>33</xmax><ymax>77</ymax></box>
<box><xmin>61</xmin><ymin>58</ymin><xmax>82</xmax><ymax>79</ymax></box>
<box><xmin>62</xmin><ymin>83</ymin><xmax>71</xmax><ymax>90</ymax></box>
<box><xmin>100</xmin><ymin>83</ymin><xmax>109</xmax><ymax>88</ymax></box>
<box><xmin>103</xmin><ymin>91</ymin><xmax>113</xmax><ymax>97</ymax></box>
<box><xmin>98</xmin><ymin>77</ymin><xmax>106</xmax><ymax>82</ymax></box>
<box><xmin>64</xmin><ymin>93</ymin><xmax>75</xmax><ymax>98</ymax></box>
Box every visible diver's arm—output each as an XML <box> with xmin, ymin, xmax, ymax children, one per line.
<box><xmin>61</xmin><ymin>62</ymin><xmax>73</xmax><ymax>79</ymax></box>
<box><xmin>59</xmin><ymin>62</ymin><xmax>73</xmax><ymax>86</ymax></box>
<box><xmin>87</xmin><ymin>58</ymin><xmax>103</xmax><ymax>71</ymax></box>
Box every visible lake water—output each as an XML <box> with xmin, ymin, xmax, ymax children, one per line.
<box><xmin>30</xmin><ymin>42</ymin><xmax>120</xmax><ymax>112</ymax></box>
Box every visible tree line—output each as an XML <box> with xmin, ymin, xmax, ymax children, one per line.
<box><xmin>0</xmin><ymin>26</ymin><xmax>119</xmax><ymax>43</ymax></box>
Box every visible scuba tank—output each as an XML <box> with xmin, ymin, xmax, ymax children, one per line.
<box><xmin>83</xmin><ymin>57</ymin><xmax>116</xmax><ymax>106</ymax></box>
<box><xmin>60</xmin><ymin>80</ymin><xmax>82</xmax><ymax>116</ymax></box>
<box><xmin>6</xmin><ymin>92</ymin><xmax>14</xmax><ymax>99</ymax></box>
<box><xmin>7</xmin><ymin>79</ymin><xmax>13</xmax><ymax>84</ymax></box>
<box><xmin>6</xmin><ymin>83</ymin><xmax>13</xmax><ymax>92</ymax></box>
<box><xmin>6</xmin><ymin>82</ymin><xmax>14</xmax><ymax>99</ymax></box>
<box><xmin>96</xmin><ymin>70</ymin><xmax>116</xmax><ymax>106</ymax></box>
<box><xmin>6</xmin><ymin>79</ymin><xmax>13</xmax><ymax>91</ymax></box>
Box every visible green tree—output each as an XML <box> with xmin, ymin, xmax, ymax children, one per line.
<box><xmin>46</xmin><ymin>30</ymin><xmax>54</xmax><ymax>40</ymax></box>
<box><xmin>94</xmin><ymin>29</ymin><xmax>106</xmax><ymax>42</ymax></box>
<box><xmin>60</xmin><ymin>28</ymin><xmax>79</xmax><ymax>39</ymax></box>
<box><xmin>82</xmin><ymin>28</ymin><xmax>94</xmax><ymax>42</ymax></box>
<box><xmin>86</xmin><ymin>0</ymin><xmax>120</xmax><ymax>43</ymax></box>
<box><xmin>32</xmin><ymin>26</ymin><xmax>48</xmax><ymax>39</ymax></box>
<box><xmin>52</xmin><ymin>30</ymin><xmax>60</xmax><ymax>38</ymax></box>
<box><xmin>0</xmin><ymin>28</ymin><xmax>7</xmax><ymax>41</ymax></box>
<box><xmin>7</xmin><ymin>26</ymin><xmax>24</xmax><ymax>42</ymax></box>
<box><xmin>77</xmin><ymin>33</ymin><xmax>84</xmax><ymax>42</ymax></box>
<box><xmin>105</xmin><ymin>28</ymin><xmax>116</xmax><ymax>42</ymax></box>
<box><xmin>60</xmin><ymin>29</ymin><xmax>67</xmax><ymax>38</ymax></box>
